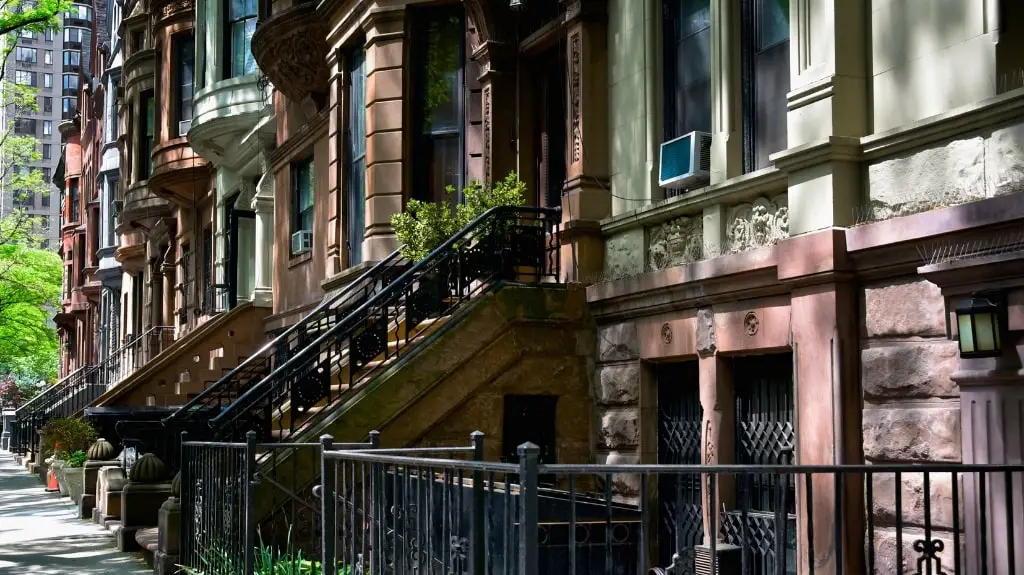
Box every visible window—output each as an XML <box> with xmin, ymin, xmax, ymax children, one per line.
<box><xmin>43</xmin><ymin>96</ymin><xmax>52</xmax><ymax>112</ymax></box>
<box><xmin>663</xmin><ymin>0</ymin><xmax>712</xmax><ymax>140</ymax></box>
<box><xmin>16</xmin><ymin>47</ymin><xmax>38</xmax><ymax>63</ymax></box>
<box><xmin>175</xmin><ymin>33</ymin><xmax>195</xmax><ymax>135</ymax></box>
<box><xmin>43</xmin><ymin>144</ymin><xmax>51</xmax><ymax>159</ymax></box>
<box><xmin>346</xmin><ymin>46</ymin><xmax>366</xmax><ymax>266</ymax></box>
<box><xmin>43</xmin><ymin>168</ymin><xmax>51</xmax><ymax>180</ymax></box>
<box><xmin>43</xmin><ymin>120</ymin><xmax>52</xmax><ymax>135</ymax></box>
<box><xmin>107</xmin><ymin>75</ymin><xmax>121</xmax><ymax>140</ymax></box>
<box><xmin>62</xmin><ymin>97</ymin><xmax>78</xmax><ymax>119</ymax></box>
<box><xmin>291</xmin><ymin>157</ymin><xmax>314</xmax><ymax>248</ymax></box>
<box><xmin>44</xmin><ymin>50</ymin><xmax>53</xmax><ymax>64</ymax></box>
<box><xmin>45</xmin><ymin>29</ymin><xmax>53</xmax><ymax>41</ymax></box>
<box><xmin>139</xmin><ymin>90</ymin><xmax>154</xmax><ymax>177</ymax></box>
<box><xmin>14</xmin><ymin>119</ymin><xmax>37</xmax><ymax>135</ymax></box>
<box><xmin>412</xmin><ymin>7</ymin><xmax>465</xmax><ymax>204</ymax></box>
<box><xmin>15</xmin><ymin>70</ymin><xmax>37</xmax><ymax>86</ymax></box>
<box><xmin>69</xmin><ymin>179</ymin><xmax>80</xmax><ymax>221</ymax></box>
<box><xmin>741</xmin><ymin>0</ymin><xmax>790</xmax><ymax>172</ymax></box>
<box><xmin>42</xmin><ymin>191</ymin><xmax>51</xmax><ymax>207</ymax></box>
<box><xmin>226</xmin><ymin>0</ymin><xmax>257</xmax><ymax>77</ymax></box>
<box><xmin>44</xmin><ymin>73</ymin><xmax>52</xmax><ymax>88</ymax></box>
<box><xmin>64</xmin><ymin>28</ymin><xmax>85</xmax><ymax>44</ymax></box>
<box><xmin>132</xmin><ymin>30</ymin><xmax>144</xmax><ymax>51</ymax></box>
<box><xmin>63</xmin><ymin>74</ymin><xmax>78</xmax><ymax>91</ymax></box>
<box><xmin>63</xmin><ymin>50</ymin><xmax>81</xmax><ymax>68</ymax></box>
<box><xmin>21</xmin><ymin>29</ymin><xmax>34</xmax><ymax>38</ymax></box>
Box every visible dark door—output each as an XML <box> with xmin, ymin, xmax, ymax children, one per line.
<box><xmin>226</xmin><ymin>195</ymin><xmax>255</xmax><ymax>310</ymax></box>
<box><xmin>502</xmin><ymin>395</ymin><xmax>558</xmax><ymax>464</ymax></box>
<box><xmin>533</xmin><ymin>46</ymin><xmax>567</xmax><ymax>209</ymax></box>
<box><xmin>657</xmin><ymin>361</ymin><xmax>704</xmax><ymax>572</ymax></box>
<box><xmin>727</xmin><ymin>353</ymin><xmax>796</xmax><ymax>575</ymax></box>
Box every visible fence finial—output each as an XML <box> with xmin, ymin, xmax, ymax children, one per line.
<box><xmin>368</xmin><ymin>430</ymin><xmax>380</xmax><ymax>448</ymax></box>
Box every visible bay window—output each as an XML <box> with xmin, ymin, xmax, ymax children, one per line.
<box><xmin>139</xmin><ymin>90</ymin><xmax>154</xmax><ymax>178</ymax></box>
<box><xmin>411</xmin><ymin>7</ymin><xmax>465</xmax><ymax>204</ymax></box>
<box><xmin>175</xmin><ymin>33</ymin><xmax>195</xmax><ymax>135</ymax></box>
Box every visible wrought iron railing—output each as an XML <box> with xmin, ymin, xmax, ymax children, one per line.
<box><xmin>164</xmin><ymin>249</ymin><xmax>408</xmax><ymax>429</ymax></box>
<box><xmin>98</xmin><ymin>325</ymin><xmax>175</xmax><ymax>389</ymax></box>
<box><xmin>9</xmin><ymin>364</ymin><xmax>101</xmax><ymax>455</ymax></box>
<box><xmin>320</xmin><ymin>443</ymin><xmax>1024</xmax><ymax>575</ymax></box>
<box><xmin>178</xmin><ymin>431</ymin><xmax>379</xmax><ymax>575</ymax></box>
<box><xmin>209</xmin><ymin>206</ymin><xmax>560</xmax><ymax>442</ymax></box>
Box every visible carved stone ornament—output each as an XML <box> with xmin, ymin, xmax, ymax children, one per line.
<box><xmin>648</xmin><ymin>215</ymin><xmax>703</xmax><ymax>271</ymax></box>
<box><xmin>156</xmin><ymin>0</ymin><xmax>193</xmax><ymax>20</ymax></box>
<box><xmin>250</xmin><ymin>4</ymin><xmax>329</xmax><ymax>104</ymax></box>
<box><xmin>725</xmin><ymin>194</ymin><xmax>789</xmax><ymax>254</ymax></box>
<box><xmin>695</xmin><ymin>308</ymin><xmax>716</xmax><ymax>358</ymax></box>
<box><xmin>661</xmin><ymin>323</ymin><xmax>673</xmax><ymax>345</ymax></box>
<box><xmin>744</xmin><ymin>311</ymin><xmax>759</xmax><ymax>336</ymax></box>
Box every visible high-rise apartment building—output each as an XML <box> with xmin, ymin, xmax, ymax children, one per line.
<box><xmin>0</xmin><ymin>15</ymin><xmax>62</xmax><ymax>248</ymax></box>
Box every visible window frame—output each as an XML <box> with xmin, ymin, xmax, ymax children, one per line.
<box><xmin>43</xmin><ymin>120</ymin><xmax>52</xmax><ymax>135</ymax></box>
<box><xmin>290</xmin><ymin>156</ymin><xmax>315</xmax><ymax>255</ymax></box>
<box><xmin>225</xmin><ymin>0</ymin><xmax>257</xmax><ymax>78</ymax></box>
<box><xmin>174</xmin><ymin>32</ymin><xmax>195</xmax><ymax>135</ymax></box>
<box><xmin>138</xmin><ymin>90</ymin><xmax>155</xmax><ymax>178</ymax></box>
<box><xmin>44</xmin><ymin>73</ymin><xmax>53</xmax><ymax>88</ymax></box>
<box><xmin>739</xmin><ymin>0</ymin><xmax>791</xmax><ymax>173</ymax></box>
<box><xmin>345</xmin><ymin>45</ymin><xmax>367</xmax><ymax>267</ymax></box>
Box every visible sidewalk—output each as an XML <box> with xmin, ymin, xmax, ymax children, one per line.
<box><xmin>0</xmin><ymin>451</ymin><xmax>150</xmax><ymax>574</ymax></box>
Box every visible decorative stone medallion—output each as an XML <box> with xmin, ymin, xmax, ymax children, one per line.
<box><xmin>661</xmin><ymin>323</ymin><xmax>673</xmax><ymax>345</ymax></box>
<box><xmin>726</xmin><ymin>194</ymin><xmax>789</xmax><ymax>254</ymax></box>
<box><xmin>648</xmin><ymin>215</ymin><xmax>703</xmax><ymax>271</ymax></box>
<box><xmin>744</xmin><ymin>312</ymin><xmax>759</xmax><ymax>336</ymax></box>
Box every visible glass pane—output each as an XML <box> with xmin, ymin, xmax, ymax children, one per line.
<box><xmin>422</xmin><ymin>14</ymin><xmax>462</xmax><ymax>133</ymax></box>
<box><xmin>679</xmin><ymin>0</ymin><xmax>711</xmax><ymax>38</ymax></box>
<box><xmin>428</xmin><ymin>136</ymin><xmax>459</xmax><ymax>204</ymax></box>
<box><xmin>974</xmin><ymin>312</ymin><xmax>997</xmax><ymax>352</ymax></box>
<box><xmin>349</xmin><ymin>47</ymin><xmax>366</xmax><ymax>159</ymax></box>
<box><xmin>231</xmin><ymin>0</ymin><xmax>256</xmax><ymax>19</ymax></box>
<box><xmin>758</xmin><ymin>0</ymin><xmax>789</xmax><ymax>51</ymax></box>
<box><xmin>347</xmin><ymin>159</ymin><xmax>365</xmax><ymax>265</ymax></box>
<box><xmin>957</xmin><ymin>314</ymin><xmax>975</xmax><ymax>353</ymax></box>
<box><xmin>231</xmin><ymin>19</ymin><xmax>257</xmax><ymax>76</ymax></box>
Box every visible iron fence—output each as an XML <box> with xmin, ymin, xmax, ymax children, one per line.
<box><xmin>179</xmin><ymin>431</ymin><xmax>379</xmax><ymax>575</ymax></box>
<box><xmin>320</xmin><ymin>440</ymin><xmax>1024</xmax><ymax>575</ymax></box>
<box><xmin>98</xmin><ymin>325</ymin><xmax>175</xmax><ymax>389</ymax></box>
<box><xmin>8</xmin><ymin>365</ymin><xmax>102</xmax><ymax>455</ymax></box>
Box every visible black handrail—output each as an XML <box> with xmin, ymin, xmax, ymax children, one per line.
<box><xmin>210</xmin><ymin>205</ymin><xmax>560</xmax><ymax>439</ymax></box>
<box><xmin>163</xmin><ymin>248</ymin><xmax>408</xmax><ymax>425</ymax></box>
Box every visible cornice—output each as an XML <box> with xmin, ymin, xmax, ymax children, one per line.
<box><xmin>270</xmin><ymin>111</ymin><xmax>329</xmax><ymax>171</ymax></box>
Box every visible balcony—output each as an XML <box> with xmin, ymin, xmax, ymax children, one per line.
<box><xmin>187</xmin><ymin>74</ymin><xmax>270</xmax><ymax>167</ymax></box>
<box><xmin>250</xmin><ymin>1</ymin><xmax>328</xmax><ymax>105</ymax></box>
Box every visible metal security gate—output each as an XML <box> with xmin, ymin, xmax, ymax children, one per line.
<box><xmin>657</xmin><ymin>362</ymin><xmax>704</xmax><ymax>573</ymax></box>
<box><xmin>724</xmin><ymin>354</ymin><xmax>797</xmax><ymax>575</ymax></box>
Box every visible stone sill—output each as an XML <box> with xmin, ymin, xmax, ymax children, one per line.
<box><xmin>321</xmin><ymin>259</ymin><xmax>380</xmax><ymax>292</ymax></box>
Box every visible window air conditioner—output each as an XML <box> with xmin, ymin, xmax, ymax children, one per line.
<box><xmin>659</xmin><ymin>131</ymin><xmax>712</xmax><ymax>191</ymax></box>
<box><xmin>291</xmin><ymin>230</ymin><xmax>312</xmax><ymax>255</ymax></box>
<box><xmin>178</xmin><ymin>119</ymin><xmax>191</xmax><ymax>136</ymax></box>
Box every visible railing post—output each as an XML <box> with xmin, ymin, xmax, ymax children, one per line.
<box><xmin>244</xmin><ymin>430</ymin><xmax>257</xmax><ymax>575</ymax></box>
<box><xmin>368</xmin><ymin>429</ymin><xmax>380</xmax><ymax>448</ymax></box>
<box><xmin>517</xmin><ymin>442</ymin><xmax>540</xmax><ymax>575</ymax></box>
<box><xmin>321</xmin><ymin>434</ymin><xmax>337</xmax><ymax>575</ymax></box>
<box><xmin>471</xmin><ymin>431</ymin><xmax>485</xmax><ymax>575</ymax></box>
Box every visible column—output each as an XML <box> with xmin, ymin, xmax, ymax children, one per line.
<box><xmin>250</xmin><ymin>169</ymin><xmax>274</xmax><ymax>308</ymax></box>
<box><xmin>361</xmin><ymin>7</ymin><xmax>404</xmax><ymax>262</ymax></box>
<box><xmin>698</xmin><ymin>353</ymin><xmax>736</xmax><ymax>555</ymax></box>
<box><xmin>709</xmin><ymin>0</ymin><xmax>742</xmax><ymax>184</ymax></box>
<box><xmin>790</xmin><ymin>282</ymin><xmax>863</xmax><ymax>575</ymax></box>
<box><xmin>560</xmin><ymin>0</ymin><xmax>611</xmax><ymax>284</ymax></box>
<box><xmin>325</xmin><ymin>47</ymin><xmax>346</xmax><ymax>277</ymax></box>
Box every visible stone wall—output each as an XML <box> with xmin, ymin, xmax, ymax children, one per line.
<box><xmin>861</xmin><ymin>276</ymin><xmax>962</xmax><ymax>573</ymax></box>
<box><xmin>594</xmin><ymin>321</ymin><xmax>643</xmax><ymax>502</ymax></box>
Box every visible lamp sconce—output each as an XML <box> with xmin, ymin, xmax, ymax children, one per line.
<box><xmin>955</xmin><ymin>291</ymin><xmax>1005</xmax><ymax>359</ymax></box>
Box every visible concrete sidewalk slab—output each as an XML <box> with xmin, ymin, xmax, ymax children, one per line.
<box><xmin>0</xmin><ymin>451</ymin><xmax>151</xmax><ymax>574</ymax></box>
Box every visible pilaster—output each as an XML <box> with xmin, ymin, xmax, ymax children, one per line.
<box><xmin>250</xmin><ymin>169</ymin><xmax>274</xmax><ymax>308</ymax></box>
<box><xmin>474</xmin><ymin>41</ymin><xmax>516</xmax><ymax>184</ymax></box>
<box><xmin>326</xmin><ymin>47</ymin><xmax>345</xmax><ymax>277</ymax></box>
<box><xmin>561</xmin><ymin>0</ymin><xmax>611</xmax><ymax>284</ymax></box>
<box><xmin>361</xmin><ymin>7</ymin><xmax>405</xmax><ymax>262</ymax></box>
<box><xmin>709</xmin><ymin>0</ymin><xmax>743</xmax><ymax>184</ymax></box>
<box><xmin>699</xmin><ymin>354</ymin><xmax>735</xmax><ymax>545</ymax></box>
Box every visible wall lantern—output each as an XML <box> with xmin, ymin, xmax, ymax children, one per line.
<box><xmin>955</xmin><ymin>292</ymin><xmax>1004</xmax><ymax>358</ymax></box>
<box><xmin>509</xmin><ymin>0</ymin><xmax>523</xmax><ymax>10</ymax></box>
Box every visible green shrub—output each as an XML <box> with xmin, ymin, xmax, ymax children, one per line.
<box><xmin>66</xmin><ymin>449</ymin><xmax>87</xmax><ymax>468</ymax></box>
<box><xmin>176</xmin><ymin>526</ymin><xmax>355</xmax><ymax>575</ymax></box>
<box><xmin>391</xmin><ymin>171</ymin><xmax>526</xmax><ymax>261</ymax></box>
<box><xmin>40</xmin><ymin>418</ymin><xmax>97</xmax><ymax>457</ymax></box>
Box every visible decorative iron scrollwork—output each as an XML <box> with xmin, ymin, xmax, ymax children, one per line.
<box><xmin>351</xmin><ymin>318</ymin><xmax>387</xmax><ymax>372</ymax></box>
<box><xmin>913</xmin><ymin>539</ymin><xmax>949</xmax><ymax>575</ymax></box>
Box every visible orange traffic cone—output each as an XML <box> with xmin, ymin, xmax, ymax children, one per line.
<box><xmin>46</xmin><ymin>467</ymin><xmax>59</xmax><ymax>492</ymax></box>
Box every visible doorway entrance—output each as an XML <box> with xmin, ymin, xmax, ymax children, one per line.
<box><xmin>226</xmin><ymin>194</ymin><xmax>255</xmax><ymax>310</ymax></box>
<box><xmin>531</xmin><ymin>45</ymin><xmax>567</xmax><ymax>209</ymax></box>
<box><xmin>656</xmin><ymin>361</ymin><xmax>704</xmax><ymax>570</ymax></box>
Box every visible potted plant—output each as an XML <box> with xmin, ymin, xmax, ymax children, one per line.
<box><xmin>61</xmin><ymin>449</ymin><xmax>88</xmax><ymax>503</ymax></box>
<box><xmin>40</xmin><ymin>418</ymin><xmax>97</xmax><ymax>501</ymax></box>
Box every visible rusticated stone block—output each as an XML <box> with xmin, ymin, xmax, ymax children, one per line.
<box><xmin>862</xmin><ymin>341</ymin><xmax>960</xmax><ymax>399</ymax></box>
<box><xmin>864</xmin><ymin>279</ymin><xmax>946</xmax><ymax>338</ymax></box>
<box><xmin>599</xmin><ymin>409</ymin><xmax>640</xmax><ymax>449</ymax></box>
<box><xmin>863</xmin><ymin>406</ymin><xmax>961</xmax><ymax>462</ymax></box>
<box><xmin>596</xmin><ymin>451</ymin><xmax>641</xmax><ymax>499</ymax></box>
<box><xmin>598</xmin><ymin>323</ymin><xmax>639</xmax><ymax>362</ymax></box>
<box><xmin>871</xmin><ymin>472</ymin><xmax>961</xmax><ymax>529</ymax></box>
<box><xmin>869</xmin><ymin>528</ymin><xmax>962</xmax><ymax>575</ymax></box>
<box><xmin>596</xmin><ymin>364</ymin><xmax>640</xmax><ymax>405</ymax></box>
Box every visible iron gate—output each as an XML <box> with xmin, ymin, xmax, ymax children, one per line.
<box><xmin>657</xmin><ymin>362</ymin><xmax>704</xmax><ymax>573</ymax></box>
<box><xmin>724</xmin><ymin>354</ymin><xmax>797</xmax><ymax>575</ymax></box>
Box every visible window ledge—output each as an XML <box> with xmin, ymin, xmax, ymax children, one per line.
<box><xmin>288</xmin><ymin>251</ymin><xmax>313</xmax><ymax>269</ymax></box>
